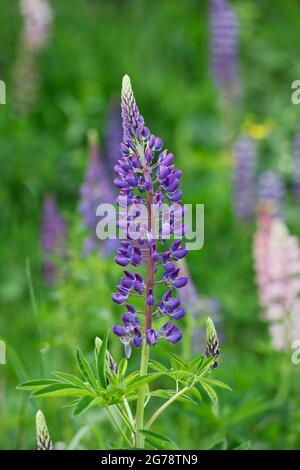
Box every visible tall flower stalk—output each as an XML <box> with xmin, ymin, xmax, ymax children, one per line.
<box><xmin>112</xmin><ymin>75</ymin><xmax>188</xmax><ymax>446</ymax></box>
<box><xmin>257</xmin><ymin>171</ymin><xmax>285</xmax><ymax>219</ymax></box>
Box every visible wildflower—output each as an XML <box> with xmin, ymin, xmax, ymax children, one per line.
<box><xmin>253</xmin><ymin>218</ymin><xmax>300</xmax><ymax>351</ymax></box>
<box><xmin>233</xmin><ymin>135</ymin><xmax>257</xmax><ymax>220</ymax></box>
<box><xmin>36</xmin><ymin>410</ymin><xmax>53</xmax><ymax>450</ymax></box>
<box><xmin>294</xmin><ymin>126</ymin><xmax>300</xmax><ymax>203</ymax></box>
<box><xmin>111</xmin><ymin>75</ymin><xmax>188</xmax><ymax>356</ymax></box>
<box><xmin>79</xmin><ymin>129</ymin><xmax>117</xmax><ymax>256</ymax></box>
<box><xmin>41</xmin><ymin>195</ymin><xmax>67</xmax><ymax>286</ymax></box>
<box><xmin>209</xmin><ymin>0</ymin><xmax>240</xmax><ymax>102</ymax></box>
<box><xmin>257</xmin><ymin>171</ymin><xmax>285</xmax><ymax>218</ymax></box>
<box><xmin>205</xmin><ymin>317</ymin><xmax>220</xmax><ymax>368</ymax></box>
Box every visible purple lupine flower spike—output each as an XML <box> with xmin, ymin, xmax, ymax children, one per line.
<box><xmin>41</xmin><ymin>195</ymin><xmax>67</xmax><ymax>286</ymax></box>
<box><xmin>111</xmin><ymin>75</ymin><xmax>188</xmax><ymax>356</ymax></box>
<box><xmin>205</xmin><ymin>317</ymin><xmax>220</xmax><ymax>368</ymax></box>
<box><xmin>209</xmin><ymin>0</ymin><xmax>240</xmax><ymax>102</ymax></box>
<box><xmin>257</xmin><ymin>171</ymin><xmax>285</xmax><ymax>218</ymax></box>
<box><xmin>79</xmin><ymin>129</ymin><xmax>117</xmax><ymax>257</ymax></box>
<box><xmin>105</xmin><ymin>98</ymin><xmax>123</xmax><ymax>174</ymax></box>
<box><xmin>233</xmin><ymin>134</ymin><xmax>257</xmax><ymax>220</ymax></box>
<box><xmin>294</xmin><ymin>126</ymin><xmax>300</xmax><ymax>203</ymax></box>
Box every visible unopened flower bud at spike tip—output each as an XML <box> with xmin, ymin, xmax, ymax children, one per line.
<box><xmin>205</xmin><ymin>317</ymin><xmax>220</xmax><ymax>368</ymax></box>
<box><xmin>122</xmin><ymin>74</ymin><xmax>132</xmax><ymax>96</ymax></box>
<box><xmin>36</xmin><ymin>410</ymin><xmax>53</xmax><ymax>450</ymax></box>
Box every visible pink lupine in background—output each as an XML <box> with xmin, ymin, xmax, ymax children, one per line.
<box><xmin>13</xmin><ymin>0</ymin><xmax>53</xmax><ymax>115</ymax></box>
<box><xmin>253</xmin><ymin>215</ymin><xmax>300</xmax><ymax>351</ymax></box>
<box><xmin>294</xmin><ymin>126</ymin><xmax>300</xmax><ymax>203</ymax></box>
<box><xmin>41</xmin><ymin>195</ymin><xmax>67</xmax><ymax>286</ymax></box>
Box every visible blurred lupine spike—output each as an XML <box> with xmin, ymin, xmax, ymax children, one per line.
<box><xmin>41</xmin><ymin>195</ymin><xmax>67</xmax><ymax>286</ymax></box>
<box><xmin>209</xmin><ymin>0</ymin><xmax>240</xmax><ymax>102</ymax></box>
<box><xmin>79</xmin><ymin>129</ymin><xmax>116</xmax><ymax>256</ymax></box>
<box><xmin>253</xmin><ymin>218</ymin><xmax>300</xmax><ymax>351</ymax></box>
<box><xmin>36</xmin><ymin>410</ymin><xmax>53</xmax><ymax>450</ymax></box>
<box><xmin>205</xmin><ymin>317</ymin><xmax>220</xmax><ymax>368</ymax></box>
<box><xmin>13</xmin><ymin>0</ymin><xmax>53</xmax><ymax>115</ymax></box>
<box><xmin>294</xmin><ymin>126</ymin><xmax>300</xmax><ymax>202</ymax></box>
<box><xmin>233</xmin><ymin>135</ymin><xmax>257</xmax><ymax>220</ymax></box>
<box><xmin>257</xmin><ymin>171</ymin><xmax>285</xmax><ymax>218</ymax></box>
<box><xmin>105</xmin><ymin>98</ymin><xmax>123</xmax><ymax>173</ymax></box>
<box><xmin>112</xmin><ymin>75</ymin><xmax>188</xmax><ymax>354</ymax></box>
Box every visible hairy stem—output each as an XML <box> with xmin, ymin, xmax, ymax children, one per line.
<box><xmin>135</xmin><ymin>188</ymin><xmax>155</xmax><ymax>448</ymax></box>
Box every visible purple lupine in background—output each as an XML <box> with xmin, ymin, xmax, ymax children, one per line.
<box><xmin>178</xmin><ymin>260</ymin><xmax>221</xmax><ymax>354</ymax></box>
<box><xmin>257</xmin><ymin>171</ymin><xmax>285</xmax><ymax>218</ymax></box>
<box><xmin>13</xmin><ymin>0</ymin><xmax>53</xmax><ymax>115</ymax></box>
<box><xmin>112</xmin><ymin>75</ymin><xmax>188</xmax><ymax>358</ymax></box>
<box><xmin>79</xmin><ymin>130</ymin><xmax>116</xmax><ymax>256</ymax></box>
<box><xmin>41</xmin><ymin>195</ymin><xmax>67</xmax><ymax>286</ymax></box>
<box><xmin>209</xmin><ymin>0</ymin><xmax>240</xmax><ymax>102</ymax></box>
<box><xmin>294</xmin><ymin>126</ymin><xmax>300</xmax><ymax>202</ymax></box>
<box><xmin>105</xmin><ymin>98</ymin><xmax>123</xmax><ymax>175</ymax></box>
<box><xmin>233</xmin><ymin>135</ymin><xmax>257</xmax><ymax>220</ymax></box>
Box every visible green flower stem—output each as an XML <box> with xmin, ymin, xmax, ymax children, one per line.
<box><xmin>135</xmin><ymin>339</ymin><xmax>150</xmax><ymax>448</ymax></box>
<box><xmin>145</xmin><ymin>386</ymin><xmax>189</xmax><ymax>430</ymax></box>
<box><xmin>106</xmin><ymin>406</ymin><xmax>132</xmax><ymax>447</ymax></box>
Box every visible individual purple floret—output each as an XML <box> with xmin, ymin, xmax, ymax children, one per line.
<box><xmin>233</xmin><ymin>135</ymin><xmax>257</xmax><ymax>220</ymax></box>
<box><xmin>257</xmin><ymin>171</ymin><xmax>285</xmax><ymax>218</ymax></box>
<box><xmin>294</xmin><ymin>126</ymin><xmax>300</xmax><ymax>203</ymax></box>
<box><xmin>79</xmin><ymin>129</ymin><xmax>117</xmax><ymax>257</ymax></box>
<box><xmin>111</xmin><ymin>75</ymin><xmax>188</xmax><ymax>358</ymax></box>
<box><xmin>209</xmin><ymin>0</ymin><xmax>240</xmax><ymax>101</ymax></box>
<box><xmin>41</xmin><ymin>195</ymin><xmax>67</xmax><ymax>286</ymax></box>
<box><xmin>105</xmin><ymin>99</ymin><xmax>123</xmax><ymax>174</ymax></box>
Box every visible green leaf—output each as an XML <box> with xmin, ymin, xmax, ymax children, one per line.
<box><xmin>189</xmin><ymin>354</ymin><xmax>204</xmax><ymax>371</ymax></box>
<box><xmin>139</xmin><ymin>430</ymin><xmax>178</xmax><ymax>450</ymax></box>
<box><xmin>118</xmin><ymin>357</ymin><xmax>127</xmax><ymax>379</ymax></box>
<box><xmin>233</xmin><ymin>441</ymin><xmax>251</xmax><ymax>450</ymax></box>
<box><xmin>199</xmin><ymin>380</ymin><xmax>218</xmax><ymax>402</ymax></box>
<box><xmin>17</xmin><ymin>379</ymin><xmax>59</xmax><ymax>391</ymax></box>
<box><xmin>32</xmin><ymin>383</ymin><xmax>91</xmax><ymax>398</ymax></box>
<box><xmin>126</xmin><ymin>373</ymin><xmax>164</xmax><ymax>392</ymax></box>
<box><xmin>208</xmin><ymin>439</ymin><xmax>227</xmax><ymax>450</ymax></box>
<box><xmin>76</xmin><ymin>348</ymin><xmax>98</xmax><ymax>389</ymax></box>
<box><xmin>52</xmin><ymin>371</ymin><xmax>89</xmax><ymax>389</ymax></box>
<box><xmin>188</xmin><ymin>386</ymin><xmax>202</xmax><ymax>402</ymax></box>
<box><xmin>97</xmin><ymin>332</ymin><xmax>108</xmax><ymax>388</ymax></box>
<box><xmin>73</xmin><ymin>396</ymin><xmax>96</xmax><ymax>416</ymax></box>
<box><xmin>168</xmin><ymin>353</ymin><xmax>188</xmax><ymax>370</ymax></box>
<box><xmin>148</xmin><ymin>360</ymin><xmax>168</xmax><ymax>372</ymax></box>
<box><xmin>196</xmin><ymin>356</ymin><xmax>215</xmax><ymax>375</ymax></box>
<box><xmin>204</xmin><ymin>378</ymin><xmax>232</xmax><ymax>391</ymax></box>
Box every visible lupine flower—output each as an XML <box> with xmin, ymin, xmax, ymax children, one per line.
<box><xmin>41</xmin><ymin>195</ymin><xmax>67</xmax><ymax>286</ymax></box>
<box><xmin>105</xmin><ymin>99</ymin><xmax>123</xmax><ymax>174</ymax></box>
<box><xmin>79</xmin><ymin>129</ymin><xmax>117</xmax><ymax>256</ymax></box>
<box><xmin>205</xmin><ymin>317</ymin><xmax>220</xmax><ymax>368</ymax></box>
<box><xmin>257</xmin><ymin>171</ymin><xmax>285</xmax><ymax>218</ymax></box>
<box><xmin>112</xmin><ymin>75</ymin><xmax>188</xmax><ymax>358</ymax></box>
<box><xmin>253</xmin><ymin>217</ymin><xmax>300</xmax><ymax>351</ymax></box>
<box><xmin>294</xmin><ymin>126</ymin><xmax>300</xmax><ymax>202</ymax></box>
<box><xmin>233</xmin><ymin>135</ymin><xmax>257</xmax><ymax>220</ymax></box>
<box><xmin>36</xmin><ymin>410</ymin><xmax>53</xmax><ymax>450</ymax></box>
<box><xmin>13</xmin><ymin>0</ymin><xmax>53</xmax><ymax>115</ymax></box>
<box><xmin>209</xmin><ymin>0</ymin><xmax>240</xmax><ymax>101</ymax></box>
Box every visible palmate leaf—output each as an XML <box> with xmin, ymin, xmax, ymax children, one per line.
<box><xmin>139</xmin><ymin>430</ymin><xmax>179</xmax><ymax>450</ymax></box>
<box><xmin>204</xmin><ymin>378</ymin><xmax>232</xmax><ymax>392</ymax></box>
<box><xmin>198</xmin><ymin>379</ymin><xmax>218</xmax><ymax>402</ymax></box>
<box><xmin>52</xmin><ymin>371</ymin><xmax>89</xmax><ymax>389</ymax></box>
<box><xmin>97</xmin><ymin>332</ymin><xmax>108</xmax><ymax>388</ymax></box>
<box><xmin>76</xmin><ymin>348</ymin><xmax>98</xmax><ymax>389</ymax></box>
<box><xmin>168</xmin><ymin>353</ymin><xmax>189</xmax><ymax>371</ymax></box>
<box><xmin>31</xmin><ymin>383</ymin><xmax>93</xmax><ymax>399</ymax></box>
<box><xmin>148</xmin><ymin>389</ymin><xmax>199</xmax><ymax>406</ymax></box>
<box><xmin>17</xmin><ymin>379</ymin><xmax>59</xmax><ymax>391</ymax></box>
<box><xmin>126</xmin><ymin>372</ymin><xmax>165</xmax><ymax>392</ymax></box>
<box><xmin>73</xmin><ymin>396</ymin><xmax>96</xmax><ymax>416</ymax></box>
<box><xmin>148</xmin><ymin>360</ymin><xmax>168</xmax><ymax>373</ymax></box>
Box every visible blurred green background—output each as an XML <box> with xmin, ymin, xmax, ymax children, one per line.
<box><xmin>1</xmin><ymin>0</ymin><xmax>300</xmax><ymax>450</ymax></box>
